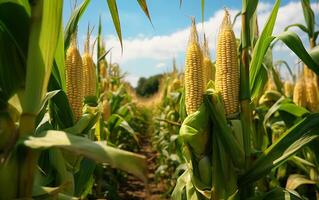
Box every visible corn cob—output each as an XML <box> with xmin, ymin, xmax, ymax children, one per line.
<box><xmin>66</xmin><ymin>34</ymin><xmax>84</xmax><ymax>121</ymax></box>
<box><xmin>265</xmin><ymin>79</ymin><xmax>276</xmax><ymax>91</ymax></box>
<box><xmin>215</xmin><ymin>10</ymin><xmax>240</xmax><ymax>118</ymax></box>
<box><xmin>306</xmin><ymin>80</ymin><xmax>319</xmax><ymax>112</ymax></box>
<box><xmin>303</xmin><ymin>64</ymin><xmax>315</xmax><ymax>80</ymax></box>
<box><xmin>102</xmin><ymin>99</ymin><xmax>111</xmax><ymax>121</ymax></box>
<box><xmin>284</xmin><ymin>81</ymin><xmax>294</xmax><ymax>98</ymax></box>
<box><xmin>184</xmin><ymin>18</ymin><xmax>204</xmax><ymax>115</ymax></box>
<box><xmin>202</xmin><ymin>34</ymin><xmax>214</xmax><ymax>85</ymax></box>
<box><xmin>99</xmin><ymin>40</ymin><xmax>108</xmax><ymax>79</ymax></box>
<box><xmin>99</xmin><ymin>59</ymin><xmax>108</xmax><ymax>79</ymax></box>
<box><xmin>82</xmin><ymin>27</ymin><xmax>97</xmax><ymax>97</ymax></box>
<box><xmin>293</xmin><ymin>77</ymin><xmax>306</xmax><ymax>107</ymax></box>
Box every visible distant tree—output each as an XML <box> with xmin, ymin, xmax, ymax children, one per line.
<box><xmin>136</xmin><ymin>74</ymin><xmax>163</xmax><ymax>97</ymax></box>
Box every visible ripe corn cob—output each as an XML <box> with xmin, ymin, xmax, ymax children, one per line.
<box><xmin>184</xmin><ymin>18</ymin><xmax>204</xmax><ymax>115</ymax></box>
<box><xmin>82</xmin><ymin>28</ymin><xmax>97</xmax><ymax>97</ymax></box>
<box><xmin>102</xmin><ymin>99</ymin><xmax>111</xmax><ymax>121</ymax></box>
<box><xmin>284</xmin><ymin>81</ymin><xmax>294</xmax><ymax>98</ymax></box>
<box><xmin>215</xmin><ymin>10</ymin><xmax>240</xmax><ymax>118</ymax></box>
<box><xmin>266</xmin><ymin>79</ymin><xmax>276</xmax><ymax>91</ymax></box>
<box><xmin>99</xmin><ymin>59</ymin><xmax>108</xmax><ymax>79</ymax></box>
<box><xmin>306</xmin><ymin>80</ymin><xmax>319</xmax><ymax>112</ymax></box>
<box><xmin>293</xmin><ymin>77</ymin><xmax>306</xmax><ymax>107</ymax></box>
<box><xmin>66</xmin><ymin>34</ymin><xmax>84</xmax><ymax>121</ymax></box>
<box><xmin>303</xmin><ymin>64</ymin><xmax>315</xmax><ymax>80</ymax></box>
<box><xmin>202</xmin><ymin>34</ymin><xmax>214</xmax><ymax>85</ymax></box>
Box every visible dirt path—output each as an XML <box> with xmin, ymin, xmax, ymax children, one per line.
<box><xmin>118</xmin><ymin>134</ymin><xmax>169</xmax><ymax>200</ymax></box>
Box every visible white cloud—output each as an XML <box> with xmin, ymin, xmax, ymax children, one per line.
<box><xmin>105</xmin><ymin>1</ymin><xmax>317</xmax><ymax>67</ymax></box>
<box><xmin>124</xmin><ymin>75</ymin><xmax>140</xmax><ymax>87</ymax></box>
<box><xmin>155</xmin><ymin>62</ymin><xmax>166</xmax><ymax>68</ymax></box>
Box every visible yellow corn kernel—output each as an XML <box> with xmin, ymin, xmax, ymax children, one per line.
<box><xmin>306</xmin><ymin>80</ymin><xmax>319</xmax><ymax>112</ymax></box>
<box><xmin>202</xmin><ymin>34</ymin><xmax>214</xmax><ymax>85</ymax></box>
<box><xmin>284</xmin><ymin>81</ymin><xmax>294</xmax><ymax>98</ymax></box>
<box><xmin>99</xmin><ymin>59</ymin><xmax>108</xmax><ymax>79</ymax></box>
<box><xmin>66</xmin><ymin>36</ymin><xmax>83</xmax><ymax>121</ymax></box>
<box><xmin>184</xmin><ymin>18</ymin><xmax>204</xmax><ymax>115</ymax></box>
<box><xmin>304</xmin><ymin>64</ymin><xmax>315</xmax><ymax>80</ymax></box>
<box><xmin>215</xmin><ymin>10</ymin><xmax>240</xmax><ymax>118</ymax></box>
<box><xmin>82</xmin><ymin>53</ymin><xmax>97</xmax><ymax>97</ymax></box>
<box><xmin>293</xmin><ymin>78</ymin><xmax>306</xmax><ymax>107</ymax></box>
<box><xmin>82</xmin><ymin>28</ymin><xmax>97</xmax><ymax>97</ymax></box>
<box><xmin>102</xmin><ymin>99</ymin><xmax>111</xmax><ymax>121</ymax></box>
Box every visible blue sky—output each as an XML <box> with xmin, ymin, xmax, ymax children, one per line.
<box><xmin>63</xmin><ymin>0</ymin><xmax>318</xmax><ymax>87</ymax></box>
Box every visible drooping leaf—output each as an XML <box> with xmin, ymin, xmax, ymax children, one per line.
<box><xmin>107</xmin><ymin>0</ymin><xmax>123</xmax><ymax>51</ymax></box>
<box><xmin>137</xmin><ymin>0</ymin><xmax>153</xmax><ymax>25</ymax></box>
<box><xmin>284</xmin><ymin>23</ymin><xmax>309</xmax><ymax>35</ymax></box>
<box><xmin>276</xmin><ymin>31</ymin><xmax>319</xmax><ymax>75</ymax></box>
<box><xmin>286</xmin><ymin>174</ymin><xmax>317</xmax><ymax>190</ymax></box>
<box><xmin>21</xmin><ymin>130</ymin><xmax>147</xmax><ymax>181</ymax></box>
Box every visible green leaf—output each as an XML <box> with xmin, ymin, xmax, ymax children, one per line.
<box><xmin>107</xmin><ymin>0</ymin><xmax>123</xmax><ymax>51</ymax></box>
<box><xmin>22</xmin><ymin>0</ymin><xmax>63</xmax><ymax>114</ymax></box>
<box><xmin>239</xmin><ymin>113</ymin><xmax>319</xmax><ymax>185</ymax></box>
<box><xmin>137</xmin><ymin>0</ymin><xmax>153</xmax><ymax>26</ymax></box>
<box><xmin>49</xmin><ymin>90</ymin><xmax>74</xmax><ymax>128</ymax></box>
<box><xmin>249</xmin><ymin>0</ymin><xmax>280</xmax><ymax>100</ymax></box>
<box><xmin>0</xmin><ymin>2</ymin><xmax>29</xmax><ymax>105</ymax></box>
<box><xmin>241</xmin><ymin>0</ymin><xmax>259</xmax><ymax>48</ymax></box>
<box><xmin>276</xmin><ymin>31</ymin><xmax>319</xmax><ymax>75</ymax></box>
<box><xmin>247</xmin><ymin>187</ymin><xmax>303</xmax><ymax>200</ymax></box>
<box><xmin>284</xmin><ymin>23</ymin><xmax>309</xmax><ymax>35</ymax></box>
<box><xmin>21</xmin><ymin>130</ymin><xmax>147</xmax><ymax>181</ymax></box>
<box><xmin>286</xmin><ymin>174</ymin><xmax>317</xmax><ymax>190</ymax></box>
<box><xmin>301</xmin><ymin>0</ymin><xmax>314</xmax><ymax>37</ymax></box>
<box><xmin>204</xmin><ymin>93</ymin><xmax>245</xmax><ymax>169</ymax></box>
<box><xmin>74</xmin><ymin>158</ymin><xmax>96</xmax><ymax>196</ymax></box>
<box><xmin>52</xmin><ymin>24</ymin><xmax>66</xmax><ymax>91</ymax></box>
<box><xmin>64</xmin><ymin>0</ymin><xmax>90</xmax><ymax>50</ymax></box>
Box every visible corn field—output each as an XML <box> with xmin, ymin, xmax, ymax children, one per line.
<box><xmin>1</xmin><ymin>0</ymin><xmax>319</xmax><ymax>199</ymax></box>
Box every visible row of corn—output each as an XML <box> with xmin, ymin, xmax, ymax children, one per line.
<box><xmin>65</xmin><ymin>29</ymin><xmax>112</xmax><ymax>122</ymax></box>
<box><xmin>185</xmin><ymin>11</ymin><xmax>237</xmax><ymax>118</ymax></box>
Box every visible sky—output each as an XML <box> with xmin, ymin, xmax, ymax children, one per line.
<box><xmin>63</xmin><ymin>0</ymin><xmax>319</xmax><ymax>87</ymax></box>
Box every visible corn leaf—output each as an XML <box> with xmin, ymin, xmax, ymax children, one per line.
<box><xmin>247</xmin><ymin>187</ymin><xmax>303</xmax><ymax>200</ymax></box>
<box><xmin>241</xmin><ymin>0</ymin><xmax>259</xmax><ymax>48</ymax></box>
<box><xmin>52</xmin><ymin>24</ymin><xmax>66</xmax><ymax>91</ymax></box>
<box><xmin>20</xmin><ymin>130</ymin><xmax>148</xmax><ymax>182</ymax></box>
<box><xmin>107</xmin><ymin>0</ymin><xmax>123</xmax><ymax>51</ymax></box>
<box><xmin>137</xmin><ymin>0</ymin><xmax>153</xmax><ymax>25</ymax></box>
<box><xmin>74</xmin><ymin>158</ymin><xmax>96</xmax><ymax>196</ymax></box>
<box><xmin>284</xmin><ymin>23</ymin><xmax>309</xmax><ymax>35</ymax></box>
<box><xmin>239</xmin><ymin>113</ymin><xmax>319</xmax><ymax>185</ymax></box>
<box><xmin>249</xmin><ymin>0</ymin><xmax>280</xmax><ymax>99</ymax></box>
<box><xmin>204</xmin><ymin>93</ymin><xmax>245</xmax><ymax>169</ymax></box>
<box><xmin>276</xmin><ymin>31</ymin><xmax>319</xmax><ymax>75</ymax></box>
<box><xmin>0</xmin><ymin>2</ymin><xmax>29</xmax><ymax>106</ymax></box>
<box><xmin>301</xmin><ymin>0</ymin><xmax>315</xmax><ymax>36</ymax></box>
<box><xmin>22</xmin><ymin>0</ymin><xmax>63</xmax><ymax>114</ymax></box>
<box><xmin>286</xmin><ymin>174</ymin><xmax>317</xmax><ymax>190</ymax></box>
<box><xmin>64</xmin><ymin>0</ymin><xmax>90</xmax><ymax>50</ymax></box>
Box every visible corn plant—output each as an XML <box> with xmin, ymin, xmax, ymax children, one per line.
<box><xmin>0</xmin><ymin>0</ymin><xmax>151</xmax><ymax>198</ymax></box>
<box><xmin>172</xmin><ymin>0</ymin><xmax>319</xmax><ymax>199</ymax></box>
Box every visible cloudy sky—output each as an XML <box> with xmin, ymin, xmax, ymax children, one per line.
<box><xmin>63</xmin><ymin>0</ymin><xmax>319</xmax><ymax>87</ymax></box>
